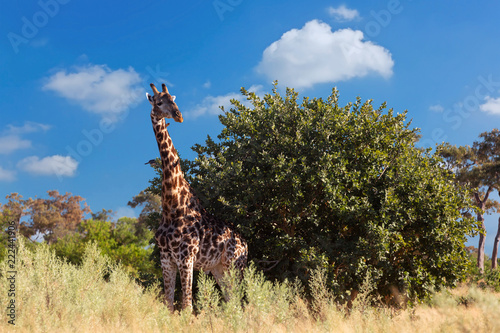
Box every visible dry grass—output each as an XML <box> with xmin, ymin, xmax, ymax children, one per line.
<box><xmin>1</xmin><ymin>240</ymin><xmax>499</xmax><ymax>332</ymax></box>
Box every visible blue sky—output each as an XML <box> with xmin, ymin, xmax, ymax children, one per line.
<box><xmin>1</xmin><ymin>1</ymin><xmax>500</xmax><ymax>251</ymax></box>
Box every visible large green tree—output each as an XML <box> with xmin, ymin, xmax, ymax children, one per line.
<box><xmin>149</xmin><ymin>84</ymin><xmax>478</xmax><ymax>303</ymax></box>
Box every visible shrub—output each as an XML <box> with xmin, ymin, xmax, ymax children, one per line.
<box><xmin>180</xmin><ymin>83</ymin><xmax>478</xmax><ymax>303</ymax></box>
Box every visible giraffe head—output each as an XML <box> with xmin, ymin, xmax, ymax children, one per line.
<box><xmin>146</xmin><ymin>83</ymin><xmax>184</xmax><ymax>123</ymax></box>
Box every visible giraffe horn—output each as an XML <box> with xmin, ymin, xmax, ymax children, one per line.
<box><xmin>150</xmin><ymin>83</ymin><xmax>160</xmax><ymax>95</ymax></box>
<box><xmin>162</xmin><ymin>83</ymin><xmax>169</xmax><ymax>94</ymax></box>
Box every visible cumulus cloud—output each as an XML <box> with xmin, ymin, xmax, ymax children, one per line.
<box><xmin>186</xmin><ymin>85</ymin><xmax>264</xmax><ymax>119</ymax></box>
<box><xmin>0</xmin><ymin>135</ymin><xmax>31</xmax><ymax>154</ymax></box>
<box><xmin>43</xmin><ymin>64</ymin><xmax>144</xmax><ymax>121</ymax></box>
<box><xmin>17</xmin><ymin>155</ymin><xmax>78</xmax><ymax>177</ymax></box>
<box><xmin>328</xmin><ymin>5</ymin><xmax>360</xmax><ymax>22</ymax></box>
<box><xmin>256</xmin><ymin>20</ymin><xmax>394</xmax><ymax>89</ymax></box>
<box><xmin>0</xmin><ymin>167</ymin><xmax>16</xmax><ymax>182</ymax></box>
<box><xmin>0</xmin><ymin>121</ymin><xmax>51</xmax><ymax>155</ymax></box>
<box><xmin>480</xmin><ymin>96</ymin><xmax>500</xmax><ymax>115</ymax></box>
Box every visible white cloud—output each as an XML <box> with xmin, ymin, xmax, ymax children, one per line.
<box><xmin>0</xmin><ymin>121</ymin><xmax>51</xmax><ymax>155</ymax></box>
<box><xmin>0</xmin><ymin>135</ymin><xmax>31</xmax><ymax>154</ymax></box>
<box><xmin>186</xmin><ymin>85</ymin><xmax>264</xmax><ymax>119</ymax></box>
<box><xmin>429</xmin><ymin>104</ymin><xmax>444</xmax><ymax>113</ymax></box>
<box><xmin>188</xmin><ymin>92</ymin><xmax>243</xmax><ymax>119</ymax></box>
<box><xmin>17</xmin><ymin>155</ymin><xmax>78</xmax><ymax>177</ymax></box>
<box><xmin>256</xmin><ymin>20</ymin><xmax>394</xmax><ymax>89</ymax></box>
<box><xmin>6</xmin><ymin>122</ymin><xmax>51</xmax><ymax>134</ymax></box>
<box><xmin>0</xmin><ymin>167</ymin><xmax>16</xmax><ymax>182</ymax></box>
<box><xmin>328</xmin><ymin>5</ymin><xmax>360</xmax><ymax>22</ymax></box>
<box><xmin>43</xmin><ymin>64</ymin><xmax>144</xmax><ymax>121</ymax></box>
<box><xmin>203</xmin><ymin>80</ymin><xmax>212</xmax><ymax>89</ymax></box>
<box><xmin>480</xmin><ymin>96</ymin><xmax>500</xmax><ymax>115</ymax></box>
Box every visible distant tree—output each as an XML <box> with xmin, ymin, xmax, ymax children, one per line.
<box><xmin>439</xmin><ymin>129</ymin><xmax>500</xmax><ymax>273</ymax></box>
<box><xmin>0</xmin><ymin>193</ymin><xmax>30</xmax><ymax>239</ymax></box>
<box><xmin>128</xmin><ymin>190</ymin><xmax>161</xmax><ymax>238</ymax></box>
<box><xmin>0</xmin><ymin>194</ymin><xmax>28</xmax><ymax>259</ymax></box>
<box><xmin>474</xmin><ymin>129</ymin><xmax>500</xmax><ymax>268</ymax></box>
<box><xmin>148</xmin><ymin>84</ymin><xmax>478</xmax><ymax>303</ymax></box>
<box><xmin>24</xmin><ymin>190</ymin><xmax>91</xmax><ymax>244</ymax></box>
<box><xmin>91</xmin><ymin>208</ymin><xmax>114</xmax><ymax>222</ymax></box>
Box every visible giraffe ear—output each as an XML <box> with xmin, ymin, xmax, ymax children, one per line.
<box><xmin>171</xmin><ymin>95</ymin><xmax>176</xmax><ymax>102</ymax></box>
<box><xmin>146</xmin><ymin>93</ymin><xmax>154</xmax><ymax>105</ymax></box>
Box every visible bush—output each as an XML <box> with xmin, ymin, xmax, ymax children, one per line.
<box><xmin>179</xmin><ymin>83</ymin><xmax>478</xmax><ymax>303</ymax></box>
<box><xmin>51</xmin><ymin>217</ymin><xmax>156</xmax><ymax>280</ymax></box>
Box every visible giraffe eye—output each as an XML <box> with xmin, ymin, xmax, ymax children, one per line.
<box><xmin>157</xmin><ymin>102</ymin><xmax>163</xmax><ymax>106</ymax></box>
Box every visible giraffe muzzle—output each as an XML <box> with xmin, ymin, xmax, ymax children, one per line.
<box><xmin>174</xmin><ymin>111</ymin><xmax>184</xmax><ymax>123</ymax></box>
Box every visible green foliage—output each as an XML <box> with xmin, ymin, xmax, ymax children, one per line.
<box><xmin>309</xmin><ymin>266</ymin><xmax>332</xmax><ymax>317</ymax></box>
<box><xmin>473</xmin><ymin>128</ymin><xmax>500</xmax><ymax>187</ymax></box>
<box><xmin>438</xmin><ymin>140</ymin><xmax>500</xmax><ymax>213</ymax></box>
<box><xmin>220</xmin><ymin>267</ymin><xmax>246</xmax><ymax>330</ymax></box>
<box><xmin>195</xmin><ymin>264</ymin><xmax>301</xmax><ymax>331</ymax></box>
<box><xmin>465</xmin><ymin>247</ymin><xmax>500</xmax><ymax>291</ymax></box>
<box><xmin>52</xmin><ymin>217</ymin><xmax>156</xmax><ymax>278</ymax></box>
<box><xmin>128</xmin><ymin>190</ymin><xmax>161</xmax><ymax>238</ymax></box>
<box><xmin>197</xmin><ymin>271</ymin><xmax>222</xmax><ymax>313</ymax></box>
<box><xmin>128</xmin><ymin>183</ymin><xmax>164</xmax><ymax>281</ymax></box>
<box><xmin>175</xmin><ymin>83</ymin><xmax>479</xmax><ymax>303</ymax></box>
<box><xmin>469</xmin><ymin>263</ymin><xmax>500</xmax><ymax>292</ymax></box>
<box><xmin>91</xmin><ymin>208</ymin><xmax>114</xmax><ymax>222</ymax></box>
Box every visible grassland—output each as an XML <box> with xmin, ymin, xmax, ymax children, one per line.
<box><xmin>1</xmin><ymin>240</ymin><xmax>499</xmax><ymax>333</ymax></box>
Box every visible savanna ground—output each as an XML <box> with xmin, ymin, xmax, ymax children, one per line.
<box><xmin>1</xmin><ymin>239</ymin><xmax>499</xmax><ymax>333</ymax></box>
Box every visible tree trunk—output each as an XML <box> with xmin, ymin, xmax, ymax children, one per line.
<box><xmin>475</xmin><ymin>188</ymin><xmax>493</xmax><ymax>274</ymax></box>
<box><xmin>492</xmin><ymin>217</ymin><xmax>500</xmax><ymax>270</ymax></box>
<box><xmin>477</xmin><ymin>213</ymin><xmax>486</xmax><ymax>274</ymax></box>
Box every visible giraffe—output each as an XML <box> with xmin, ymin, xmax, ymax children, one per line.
<box><xmin>146</xmin><ymin>83</ymin><xmax>248</xmax><ymax>311</ymax></box>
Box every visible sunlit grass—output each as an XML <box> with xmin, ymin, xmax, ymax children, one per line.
<box><xmin>1</xmin><ymin>239</ymin><xmax>500</xmax><ymax>332</ymax></box>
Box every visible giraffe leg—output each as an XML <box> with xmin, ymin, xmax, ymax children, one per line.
<box><xmin>233</xmin><ymin>248</ymin><xmax>248</xmax><ymax>276</ymax></box>
<box><xmin>211</xmin><ymin>264</ymin><xmax>229</xmax><ymax>301</ymax></box>
<box><xmin>160</xmin><ymin>256</ymin><xmax>177</xmax><ymax>312</ymax></box>
<box><xmin>179</xmin><ymin>260</ymin><xmax>195</xmax><ymax>310</ymax></box>
<box><xmin>211</xmin><ymin>264</ymin><xmax>224</xmax><ymax>285</ymax></box>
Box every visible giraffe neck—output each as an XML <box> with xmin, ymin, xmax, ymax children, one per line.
<box><xmin>151</xmin><ymin>113</ymin><xmax>189</xmax><ymax>221</ymax></box>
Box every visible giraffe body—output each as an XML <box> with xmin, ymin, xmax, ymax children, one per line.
<box><xmin>146</xmin><ymin>83</ymin><xmax>247</xmax><ymax>311</ymax></box>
